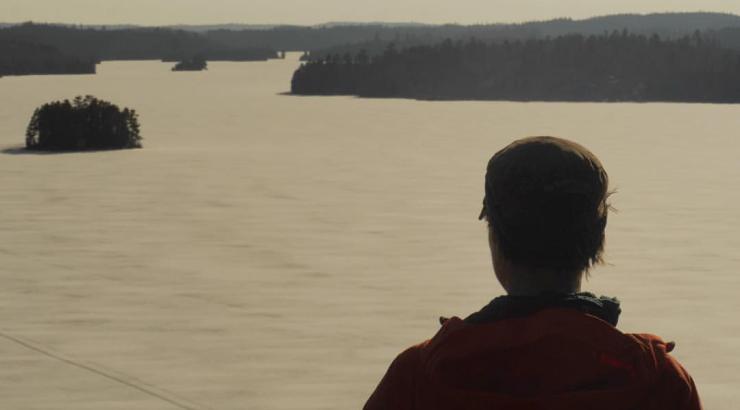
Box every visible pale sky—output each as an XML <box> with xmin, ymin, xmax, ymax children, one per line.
<box><xmin>2</xmin><ymin>0</ymin><xmax>740</xmax><ymax>26</ymax></box>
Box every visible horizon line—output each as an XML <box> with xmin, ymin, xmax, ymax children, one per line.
<box><xmin>2</xmin><ymin>10</ymin><xmax>739</xmax><ymax>30</ymax></box>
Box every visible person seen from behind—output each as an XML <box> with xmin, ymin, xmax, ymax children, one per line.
<box><xmin>364</xmin><ymin>136</ymin><xmax>702</xmax><ymax>409</ymax></box>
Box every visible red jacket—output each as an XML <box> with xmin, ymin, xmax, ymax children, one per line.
<box><xmin>365</xmin><ymin>308</ymin><xmax>701</xmax><ymax>409</ymax></box>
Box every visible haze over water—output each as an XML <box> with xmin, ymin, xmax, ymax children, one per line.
<box><xmin>0</xmin><ymin>55</ymin><xmax>738</xmax><ymax>409</ymax></box>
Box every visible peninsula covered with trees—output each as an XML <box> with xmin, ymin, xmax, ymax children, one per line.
<box><xmin>0</xmin><ymin>23</ymin><xmax>278</xmax><ymax>77</ymax></box>
<box><xmin>25</xmin><ymin>96</ymin><xmax>142</xmax><ymax>151</ymax></box>
<box><xmin>0</xmin><ymin>39</ymin><xmax>96</xmax><ymax>77</ymax></box>
<box><xmin>291</xmin><ymin>32</ymin><xmax>740</xmax><ymax>102</ymax></box>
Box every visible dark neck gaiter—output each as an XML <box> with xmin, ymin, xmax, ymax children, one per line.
<box><xmin>464</xmin><ymin>292</ymin><xmax>622</xmax><ymax>326</ymax></box>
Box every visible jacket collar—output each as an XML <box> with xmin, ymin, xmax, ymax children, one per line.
<box><xmin>464</xmin><ymin>292</ymin><xmax>621</xmax><ymax>326</ymax></box>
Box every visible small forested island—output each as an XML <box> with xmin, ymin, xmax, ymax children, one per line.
<box><xmin>172</xmin><ymin>56</ymin><xmax>208</xmax><ymax>71</ymax></box>
<box><xmin>25</xmin><ymin>96</ymin><xmax>142</xmax><ymax>151</ymax></box>
<box><xmin>291</xmin><ymin>32</ymin><xmax>740</xmax><ymax>102</ymax></box>
<box><xmin>162</xmin><ymin>48</ymin><xmax>277</xmax><ymax>62</ymax></box>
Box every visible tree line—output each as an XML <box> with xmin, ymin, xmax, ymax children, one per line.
<box><xmin>302</xmin><ymin>25</ymin><xmax>740</xmax><ymax>63</ymax></box>
<box><xmin>291</xmin><ymin>32</ymin><xmax>740</xmax><ymax>102</ymax></box>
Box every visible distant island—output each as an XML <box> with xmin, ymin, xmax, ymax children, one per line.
<box><xmin>291</xmin><ymin>32</ymin><xmax>740</xmax><ymax>103</ymax></box>
<box><xmin>25</xmin><ymin>96</ymin><xmax>142</xmax><ymax>151</ymax></box>
<box><xmin>172</xmin><ymin>56</ymin><xmax>208</xmax><ymax>71</ymax></box>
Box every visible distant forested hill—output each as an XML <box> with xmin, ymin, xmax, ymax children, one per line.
<box><xmin>298</xmin><ymin>13</ymin><xmax>740</xmax><ymax>61</ymax></box>
<box><xmin>291</xmin><ymin>32</ymin><xmax>740</xmax><ymax>103</ymax></box>
<box><xmin>203</xmin><ymin>12</ymin><xmax>740</xmax><ymax>55</ymax></box>
<box><xmin>4</xmin><ymin>13</ymin><xmax>740</xmax><ymax>62</ymax></box>
<box><xmin>0</xmin><ymin>23</ymin><xmax>278</xmax><ymax>76</ymax></box>
<box><xmin>519</xmin><ymin>12</ymin><xmax>740</xmax><ymax>37</ymax></box>
<box><xmin>5</xmin><ymin>13</ymin><xmax>740</xmax><ymax>77</ymax></box>
<box><xmin>0</xmin><ymin>23</ymin><xmax>278</xmax><ymax>61</ymax></box>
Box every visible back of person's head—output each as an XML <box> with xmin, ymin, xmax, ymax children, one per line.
<box><xmin>480</xmin><ymin>136</ymin><xmax>610</xmax><ymax>278</ymax></box>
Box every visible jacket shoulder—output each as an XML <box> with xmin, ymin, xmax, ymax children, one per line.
<box><xmin>363</xmin><ymin>342</ymin><xmax>427</xmax><ymax>410</ymax></box>
<box><xmin>628</xmin><ymin>333</ymin><xmax>703</xmax><ymax>410</ymax></box>
<box><xmin>363</xmin><ymin>319</ymin><xmax>461</xmax><ymax>410</ymax></box>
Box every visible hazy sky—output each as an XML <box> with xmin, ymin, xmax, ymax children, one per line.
<box><xmin>3</xmin><ymin>0</ymin><xmax>740</xmax><ymax>26</ymax></box>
